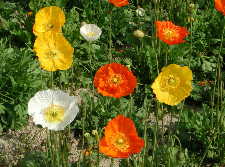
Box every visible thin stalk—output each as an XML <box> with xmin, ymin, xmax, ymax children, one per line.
<box><xmin>142</xmin><ymin>98</ymin><xmax>150</xmax><ymax>167</ymax></box>
<box><xmin>215</xmin><ymin>23</ymin><xmax>225</xmax><ymax>158</ymax></box>
<box><xmin>108</xmin><ymin>6</ymin><xmax>113</xmax><ymax>62</ymax></box>
<box><xmin>152</xmin><ymin>0</ymin><xmax>161</xmax><ymax>166</ymax></box>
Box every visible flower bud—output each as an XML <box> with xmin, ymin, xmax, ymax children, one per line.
<box><xmin>136</xmin><ymin>7</ymin><xmax>145</xmax><ymax>17</ymax></box>
<box><xmin>189</xmin><ymin>3</ymin><xmax>195</xmax><ymax>10</ymax></box>
<box><xmin>187</xmin><ymin>17</ymin><xmax>195</xmax><ymax>23</ymax></box>
<box><xmin>84</xmin><ymin>132</ymin><xmax>90</xmax><ymax>138</ymax></box>
<box><xmin>81</xmin><ymin>21</ymin><xmax>87</xmax><ymax>26</ymax></box>
<box><xmin>92</xmin><ymin>130</ymin><xmax>98</xmax><ymax>136</ymax></box>
<box><xmin>133</xmin><ymin>30</ymin><xmax>145</xmax><ymax>38</ymax></box>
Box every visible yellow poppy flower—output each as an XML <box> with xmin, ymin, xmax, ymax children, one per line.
<box><xmin>151</xmin><ymin>64</ymin><xmax>193</xmax><ymax>106</ymax></box>
<box><xmin>33</xmin><ymin>6</ymin><xmax>65</xmax><ymax>36</ymax></box>
<box><xmin>34</xmin><ymin>32</ymin><xmax>74</xmax><ymax>71</ymax></box>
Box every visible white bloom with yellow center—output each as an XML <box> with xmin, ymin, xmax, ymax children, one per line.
<box><xmin>28</xmin><ymin>89</ymin><xmax>79</xmax><ymax>131</ymax></box>
<box><xmin>80</xmin><ymin>24</ymin><xmax>102</xmax><ymax>41</ymax></box>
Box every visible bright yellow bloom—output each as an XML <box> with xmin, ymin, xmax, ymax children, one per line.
<box><xmin>151</xmin><ymin>64</ymin><xmax>193</xmax><ymax>106</ymax></box>
<box><xmin>34</xmin><ymin>32</ymin><xmax>74</xmax><ymax>71</ymax></box>
<box><xmin>33</xmin><ymin>6</ymin><xmax>65</xmax><ymax>36</ymax></box>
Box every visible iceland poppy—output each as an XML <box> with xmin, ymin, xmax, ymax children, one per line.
<box><xmin>215</xmin><ymin>0</ymin><xmax>225</xmax><ymax>15</ymax></box>
<box><xmin>151</xmin><ymin>64</ymin><xmax>193</xmax><ymax>106</ymax></box>
<box><xmin>28</xmin><ymin>89</ymin><xmax>79</xmax><ymax>131</ymax></box>
<box><xmin>33</xmin><ymin>6</ymin><xmax>65</xmax><ymax>36</ymax></box>
<box><xmin>155</xmin><ymin>21</ymin><xmax>189</xmax><ymax>45</ymax></box>
<box><xmin>34</xmin><ymin>32</ymin><xmax>74</xmax><ymax>71</ymax></box>
<box><xmin>93</xmin><ymin>63</ymin><xmax>137</xmax><ymax>98</ymax></box>
<box><xmin>99</xmin><ymin>115</ymin><xmax>144</xmax><ymax>158</ymax></box>
<box><xmin>108</xmin><ymin>0</ymin><xmax>129</xmax><ymax>7</ymax></box>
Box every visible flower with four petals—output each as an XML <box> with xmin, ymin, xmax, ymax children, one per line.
<box><xmin>33</xmin><ymin>6</ymin><xmax>65</xmax><ymax>36</ymax></box>
<box><xmin>94</xmin><ymin>63</ymin><xmax>137</xmax><ymax>98</ymax></box>
<box><xmin>151</xmin><ymin>64</ymin><xmax>193</xmax><ymax>106</ymax></box>
<box><xmin>80</xmin><ymin>24</ymin><xmax>102</xmax><ymax>41</ymax></box>
<box><xmin>214</xmin><ymin>0</ymin><xmax>225</xmax><ymax>15</ymax></box>
<box><xmin>28</xmin><ymin>89</ymin><xmax>79</xmax><ymax>131</ymax></box>
<box><xmin>99</xmin><ymin>115</ymin><xmax>144</xmax><ymax>158</ymax></box>
<box><xmin>155</xmin><ymin>21</ymin><xmax>189</xmax><ymax>45</ymax></box>
<box><xmin>108</xmin><ymin>0</ymin><xmax>129</xmax><ymax>7</ymax></box>
<box><xmin>34</xmin><ymin>32</ymin><xmax>74</xmax><ymax>71</ymax></box>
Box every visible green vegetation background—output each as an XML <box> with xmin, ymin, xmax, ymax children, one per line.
<box><xmin>0</xmin><ymin>0</ymin><xmax>225</xmax><ymax>166</ymax></box>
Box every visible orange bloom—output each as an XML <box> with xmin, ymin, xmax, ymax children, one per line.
<box><xmin>108</xmin><ymin>0</ymin><xmax>129</xmax><ymax>7</ymax></box>
<box><xmin>215</xmin><ymin>0</ymin><xmax>225</xmax><ymax>15</ymax></box>
<box><xmin>93</xmin><ymin>63</ymin><xmax>137</xmax><ymax>98</ymax></box>
<box><xmin>99</xmin><ymin>115</ymin><xmax>144</xmax><ymax>158</ymax></box>
<box><xmin>155</xmin><ymin>21</ymin><xmax>189</xmax><ymax>45</ymax></box>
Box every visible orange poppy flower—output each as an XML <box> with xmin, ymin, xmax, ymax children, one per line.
<box><xmin>155</xmin><ymin>21</ymin><xmax>189</xmax><ymax>45</ymax></box>
<box><xmin>215</xmin><ymin>0</ymin><xmax>225</xmax><ymax>15</ymax></box>
<box><xmin>108</xmin><ymin>0</ymin><xmax>129</xmax><ymax>7</ymax></box>
<box><xmin>93</xmin><ymin>63</ymin><xmax>137</xmax><ymax>98</ymax></box>
<box><xmin>99</xmin><ymin>115</ymin><xmax>144</xmax><ymax>158</ymax></box>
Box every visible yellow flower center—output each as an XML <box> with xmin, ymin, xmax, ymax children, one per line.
<box><xmin>43</xmin><ymin>104</ymin><xmax>65</xmax><ymax>123</ymax></box>
<box><xmin>86</xmin><ymin>32</ymin><xmax>97</xmax><ymax>37</ymax></box>
<box><xmin>112</xmin><ymin>133</ymin><xmax>129</xmax><ymax>152</ymax></box>
<box><xmin>110</xmin><ymin>75</ymin><xmax>122</xmax><ymax>85</ymax></box>
<box><xmin>163</xmin><ymin>28</ymin><xmax>178</xmax><ymax>40</ymax></box>
<box><xmin>46</xmin><ymin>23</ymin><xmax>54</xmax><ymax>30</ymax></box>
<box><xmin>45</xmin><ymin>51</ymin><xmax>58</xmax><ymax>59</ymax></box>
<box><xmin>167</xmin><ymin>75</ymin><xmax>179</xmax><ymax>88</ymax></box>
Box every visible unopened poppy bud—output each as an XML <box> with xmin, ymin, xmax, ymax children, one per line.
<box><xmin>83</xmin><ymin>149</ymin><xmax>92</xmax><ymax>156</ymax></box>
<box><xmin>136</xmin><ymin>7</ymin><xmax>145</xmax><ymax>17</ymax></box>
<box><xmin>27</xmin><ymin>11</ymin><xmax>33</xmax><ymax>16</ymax></box>
<box><xmin>133</xmin><ymin>30</ymin><xmax>145</xmax><ymax>38</ymax></box>
<box><xmin>187</xmin><ymin>17</ymin><xmax>195</xmax><ymax>23</ymax></box>
<box><xmin>81</xmin><ymin>21</ymin><xmax>87</xmax><ymax>26</ymax></box>
<box><xmin>92</xmin><ymin>130</ymin><xmax>98</xmax><ymax>136</ymax></box>
<box><xmin>84</xmin><ymin>132</ymin><xmax>90</xmax><ymax>138</ymax></box>
<box><xmin>189</xmin><ymin>3</ymin><xmax>195</xmax><ymax>10</ymax></box>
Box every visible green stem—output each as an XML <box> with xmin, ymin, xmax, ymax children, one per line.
<box><xmin>108</xmin><ymin>7</ymin><xmax>113</xmax><ymax>63</ymax></box>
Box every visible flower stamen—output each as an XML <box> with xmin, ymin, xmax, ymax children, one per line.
<box><xmin>163</xmin><ymin>28</ymin><xmax>178</xmax><ymax>40</ymax></box>
<box><xmin>112</xmin><ymin>133</ymin><xmax>129</xmax><ymax>152</ymax></box>
<box><xmin>110</xmin><ymin>75</ymin><xmax>122</xmax><ymax>85</ymax></box>
<box><xmin>43</xmin><ymin>104</ymin><xmax>65</xmax><ymax>123</ymax></box>
<box><xmin>86</xmin><ymin>32</ymin><xmax>97</xmax><ymax>37</ymax></box>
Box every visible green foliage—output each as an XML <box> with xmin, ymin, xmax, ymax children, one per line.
<box><xmin>0</xmin><ymin>0</ymin><xmax>225</xmax><ymax>166</ymax></box>
<box><xmin>18</xmin><ymin>152</ymin><xmax>47</xmax><ymax>167</ymax></box>
<box><xmin>0</xmin><ymin>39</ymin><xmax>48</xmax><ymax>131</ymax></box>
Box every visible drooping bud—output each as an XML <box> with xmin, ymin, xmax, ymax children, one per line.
<box><xmin>136</xmin><ymin>7</ymin><xmax>145</xmax><ymax>17</ymax></box>
<box><xmin>133</xmin><ymin>30</ymin><xmax>145</xmax><ymax>38</ymax></box>
<box><xmin>81</xmin><ymin>21</ymin><xmax>87</xmax><ymax>26</ymax></box>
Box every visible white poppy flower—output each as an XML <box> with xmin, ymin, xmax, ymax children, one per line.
<box><xmin>80</xmin><ymin>24</ymin><xmax>102</xmax><ymax>41</ymax></box>
<box><xmin>136</xmin><ymin>8</ymin><xmax>145</xmax><ymax>17</ymax></box>
<box><xmin>28</xmin><ymin>89</ymin><xmax>79</xmax><ymax>131</ymax></box>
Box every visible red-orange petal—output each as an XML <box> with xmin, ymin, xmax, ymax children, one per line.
<box><xmin>99</xmin><ymin>137</ymin><xmax>130</xmax><ymax>158</ymax></box>
<box><xmin>94</xmin><ymin>63</ymin><xmax>137</xmax><ymax>98</ymax></box>
<box><xmin>155</xmin><ymin>21</ymin><xmax>189</xmax><ymax>45</ymax></box>
<box><xmin>99</xmin><ymin>115</ymin><xmax>144</xmax><ymax>158</ymax></box>
<box><xmin>106</xmin><ymin>115</ymin><xmax>138</xmax><ymax>135</ymax></box>
<box><xmin>215</xmin><ymin>0</ymin><xmax>225</xmax><ymax>15</ymax></box>
<box><xmin>108</xmin><ymin>0</ymin><xmax>129</xmax><ymax>7</ymax></box>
